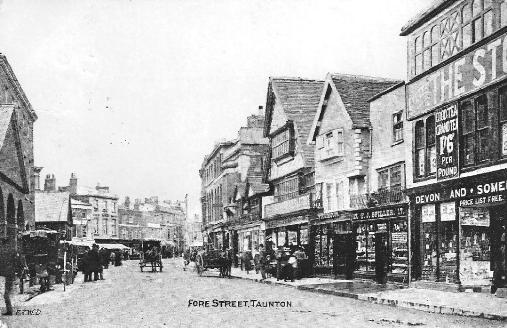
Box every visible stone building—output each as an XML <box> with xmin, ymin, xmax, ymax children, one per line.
<box><xmin>200</xmin><ymin>140</ymin><xmax>235</xmax><ymax>250</ymax></box>
<box><xmin>0</xmin><ymin>54</ymin><xmax>37</xmax><ymax>263</ymax></box>
<box><xmin>222</xmin><ymin>109</ymin><xmax>270</xmax><ymax>256</ymax></box>
<box><xmin>70</xmin><ymin>198</ymin><xmax>93</xmax><ymax>240</ymax></box>
<box><xmin>306</xmin><ymin>73</ymin><xmax>401</xmax><ymax>278</ymax></box>
<box><xmin>401</xmin><ymin>0</ymin><xmax>507</xmax><ymax>292</ymax></box>
<box><xmin>262</xmin><ymin>77</ymin><xmax>324</xmax><ymax>257</ymax></box>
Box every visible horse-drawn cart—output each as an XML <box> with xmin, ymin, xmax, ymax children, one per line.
<box><xmin>195</xmin><ymin>249</ymin><xmax>232</xmax><ymax>277</ymax></box>
<box><xmin>139</xmin><ymin>240</ymin><xmax>163</xmax><ymax>272</ymax></box>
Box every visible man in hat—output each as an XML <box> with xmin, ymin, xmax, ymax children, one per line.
<box><xmin>89</xmin><ymin>244</ymin><xmax>101</xmax><ymax>281</ymax></box>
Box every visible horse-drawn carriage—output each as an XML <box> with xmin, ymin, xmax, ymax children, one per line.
<box><xmin>195</xmin><ymin>249</ymin><xmax>232</xmax><ymax>277</ymax></box>
<box><xmin>139</xmin><ymin>240</ymin><xmax>163</xmax><ymax>272</ymax></box>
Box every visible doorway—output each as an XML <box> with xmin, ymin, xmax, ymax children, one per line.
<box><xmin>333</xmin><ymin>233</ymin><xmax>355</xmax><ymax>279</ymax></box>
<box><xmin>491</xmin><ymin>207</ymin><xmax>507</xmax><ymax>291</ymax></box>
<box><xmin>375</xmin><ymin>232</ymin><xmax>389</xmax><ymax>284</ymax></box>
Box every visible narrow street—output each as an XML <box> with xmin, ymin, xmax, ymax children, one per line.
<box><xmin>1</xmin><ymin>259</ymin><xmax>503</xmax><ymax>328</ymax></box>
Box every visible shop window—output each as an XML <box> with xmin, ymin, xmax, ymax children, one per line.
<box><xmin>439</xmin><ymin>203</ymin><xmax>458</xmax><ymax>283</ymax></box>
<box><xmin>460</xmin><ymin>95</ymin><xmax>491</xmax><ymax>167</ymax></box>
<box><xmin>390</xmin><ymin>221</ymin><xmax>408</xmax><ymax>274</ymax></box>
<box><xmin>421</xmin><ymin>204</ymin><xmax>437</xmax><ymax>280</ymax></box>
<box><xmin>498</xmin><ymin>86</ymin><xmax>507</xmax><ymax>157</ymax></box>
<box><xmin>355</xmin><ymin>223</ymin><xmax>376</xmax><ymax>272</ymax></box>
<box><xmin>459</xmin><ymin>207</ymin><xmax>491</xmax><ymax>285</ymax></box>
<box><xmin>393</xmin><ymin>112</ymin><xmax>403</xmax><ymax>143</ymax></box>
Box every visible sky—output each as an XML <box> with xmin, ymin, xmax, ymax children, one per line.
<box><xmin>0</xmin><ymin>0</ymin><xmax>433</xmax><ymax>220</ymax></box>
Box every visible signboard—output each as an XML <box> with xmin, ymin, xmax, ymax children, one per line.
<box><xmin>265</xmin><ymin>214</ymin><xmax>309</xmax><ymax>229</ymax></box>
<box><xmin>392</xmin><ymin>232</ymin><xmax>408</xmax><ymax>244</ymax></box>
<box><xmin>407</xmin><ymin>31</ymin><xmax>507</xmax><ymax>119</ymax></box>
<box><xmin>414</xmin><ymin>173</ymin><xmax>507</xmax><ymax>205</ymax></box>
<box><xmin>421</xmin><ymin>204</ymin><xmax>436</xmax><ymax>222</ymax></box>
<box><xmin>502</xmin><ymin>124</ymin><xmax>507</xmax><ymax>156</ymax></box>
<box><xmin>352</xmin><ymin>205</ymin><xmax>406</xmax><ymax>221</ymax></box>
<box><xmin>435</xmin><ymin>105</ymin><xmax>459</xmax><ymax>180</ymax></box>
<box><xmin>440</xmin><ymin>202</ymin><xmax>455</xmax><ymax>221</ymax></box>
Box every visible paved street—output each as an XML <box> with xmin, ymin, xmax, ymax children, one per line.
<box><xmin>0</xmin><ymin>259</ymin><xmax>503</xmax><ymax>328</ymax></box>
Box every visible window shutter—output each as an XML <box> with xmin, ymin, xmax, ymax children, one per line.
<box><xmin>332</xmin><ymin>130</ymin><xmax>339</xmax><ymax>156</ymax></box>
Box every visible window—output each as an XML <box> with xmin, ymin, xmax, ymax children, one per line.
<box><xmin>317</xmin><ymin>129</ymin><xmax>344</xmax><ymax>160</ymax></box>
<box><xmin>412</xmin><ymin>0</ymin><xmax>503</xmax><ymax>78</ymax></box>
<box><xmin>336</xmin><ymin>181</ymin><xmax>344</xmax><ymax>210</ymax></box>
<box><xmin>111</xmin><ymin>219</ymin><xmax>116</xmax><ymax>236</ymax></box>
<box><xmin>426</xmin><ymin>115</ymin><xmax>437</xmax><ymax>174</ymax></box>
<box><xmin>377</xmin><ymin>164</ymin><xmax>404</xmax><ymax>191</ymax></box>
<box><xmin>460</xmin><ymin>94</ymin><xmax>491</xmax><ymax>166</ymax></box>
<box><xmin>272</xmin><ymin>128</ymin><xmax>292</xmax><ymax>159</ymax></box>
<box><xmin>393</xmin><ymin>112</ymin><xmax>403</xmax><ymax>142</ymax></box>
<box><xmin>414</xmin><ymin>115</ymin><xmax>436</xmax><ymax>178</ymax></box>
<box><xmin>415</xmin><ymin>120</ymin><xmax>426</xmax><ymax>177</ymax></box>
<box><xmin>274</xmin><ymin>177</ymin><xmax>299</xmax><ymax>202</ymax></box>
<box><xmin>103</xmin><ymin>219</ymin><xmax>108</xmax><ymax>235</ymax></box>
<box><xmin>471</xmin><ymin>0</ymin><xmax>493</xmax><ymax>43</ymax></box>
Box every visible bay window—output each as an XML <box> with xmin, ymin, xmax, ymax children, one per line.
<box><xmin>272</xmin><ymin>127</ymin><xmax>294</xmax><ymax>160</ymax></box>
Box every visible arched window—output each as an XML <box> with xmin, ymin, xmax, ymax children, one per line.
<box><xmin>17</xmin><ymin>200</ymin><xmax>24</xmax><ymax>232</ymax></box>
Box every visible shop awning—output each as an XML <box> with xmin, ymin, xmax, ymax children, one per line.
<box><xmin>23</xmin><ymin>229</ymin><xmax>59</xmax><ymax>238</ymax></box>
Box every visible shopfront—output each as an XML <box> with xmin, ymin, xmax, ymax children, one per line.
<box><xmin>352</xmin><ymin>204</ymin><xmax>409</xmax><ymax>283</ymax></box>
<box><xmin>310</xmin><ymin>211</ymin><xmax>354</xmax><ymax>278</ymax></box>
<box><xmin>264</xmin><ymin>213</ymin><xmax>311</xmax><ymax>256</ymax></box>
<box><xmin>236</xmin><ymin>223</ymin><xmax>265</xmax><ymax>252</ymax></box>
<box><xmin>410</xmin><ymin>170</ymin><xmax>507</xmax><ymax>288</ymax></box>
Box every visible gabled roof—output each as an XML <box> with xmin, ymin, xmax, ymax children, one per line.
<box><xmin>265</xmin><ymin>77</ymin><xmax>325</xmax><ymax>167</ymax></box>
<box><xmin>35</xmin><ymin>191</ymin><xmax>70</xmax><ymax>222</ymax></box>
<box><xmin>400</xmin><ymin>0</ymin><xmax>453</xmax><ymax>36</ymax></box>
<box><xmin>308</xmin><ymin>73</ymin><xmax>402</xmax><ymax>142</ymax></box>
<box><xmin>0</xmin><ymin>55</ymin><xmax>37</xmax><ymax>121</ymax></box>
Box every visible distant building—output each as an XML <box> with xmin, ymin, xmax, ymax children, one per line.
<box><xmin>70</xmin><ymin>198</ymin><xmax>93</xmax><ymax>240</ymax></box>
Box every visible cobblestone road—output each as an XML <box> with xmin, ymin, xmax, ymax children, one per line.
<box><xmin>1</xmin><ymin>259</ymin><xmax>504</xmax><ymax>328</ymax></box>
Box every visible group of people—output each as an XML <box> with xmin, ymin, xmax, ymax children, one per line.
<box><xmin>241</xmin><ymin>244</ymin><xmax>308</xmax><ymax>282</ymax></box>
<box><xmin>81</xmin><ymin>244</ymin><xmax>124</xmax><ymax>282</ymax></box>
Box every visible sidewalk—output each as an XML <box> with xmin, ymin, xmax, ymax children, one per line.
<box><xmin>229</xmin><ymin>267</ymin><xmax>507</xmax><ymax>321</ymax></box>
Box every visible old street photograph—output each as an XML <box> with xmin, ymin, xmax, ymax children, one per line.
<box><xmin>1</xmin><ymin>0</ymin><xmax>507</xmax><ymax>327</ymax></box>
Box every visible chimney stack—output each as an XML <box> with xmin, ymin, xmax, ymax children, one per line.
<box><xmin>44</xmin><ymin>174</ymin><xmax>56</xmax><ymax>192</ymax></box>
<box><xmin>33</xmin><ymin>167</ymin><xmax>43</xmax><ymax>191</ymax></box>
<box><xmin>124</xmin><ymin>196</ymin><xmax>131</xmax><ymax>208</ymax></box>
<box><xmin>69</xmin><ymin>173</ymin><xmax>78</xmax><ymax>195</ymax></box>
<box><xmin>258</xmin><ymin>105</ymin><xmax>264</xmax><ymax>116</ymax></box>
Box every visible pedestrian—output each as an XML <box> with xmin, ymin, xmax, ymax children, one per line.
<box><xmin>89</xmin><ymin>244</ymin><xmax>101</xmax><ymax>281</ymax></box>
<box><xmin>110</xmin><ymin>251</ymin><xmax>116</xmax><ymax>267</ymax></box>
<box><xmin>286</xmin><ymin>252</ymin><xmax>297</xmax><ymax>282</ymax></box>
<box><xmin>242</xmin><ymin>250</ymin><xmax>253</xmax><ymax>274</ymax></box>
<box><xmin>294</xmin><ymin>247</ymin><xmax>306</xmax><ymax>279</ymax></box>
<box><xmin>82</xmin><ymin>251</ymin><xmax>91</xmax><ymax>283</ymax></box>
<box><xmin>252</xmin><ymin>246</ymin><xmax>260</xmax><ymax>274</ymax></box>
<box><xmin>259</xmin><ymin>244</ymin><xmax>267</xmax><ymax>280</ymax></box>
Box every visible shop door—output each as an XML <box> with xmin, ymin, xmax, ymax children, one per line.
<box><xmin>375</xmin><ymin>232</ymin><xmax>389</xmax><ymax>284</ymax></box>
<box><xmin>491</xmin><ymin>209</ymin><xmax>507</xmax><ymax>290</ymax></box>
<box><xmin>333</xmin><ymin>233</ymin><xmax>355</xmax><ymax>279</ymax></box>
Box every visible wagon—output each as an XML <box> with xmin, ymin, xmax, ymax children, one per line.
<box><xmin>195</xmin><ymin>249</ymin><xmax>231</xmax><ymax>277</ymax></box>
<box><xmin>139</xmin><ymin>240</ymin><xmax>163</xmax><ymax>272</ymax></box>
<box><xmin>139</xmin><ymin>250</ymin><xmax>163</xmax><ymax>272</ymax></box>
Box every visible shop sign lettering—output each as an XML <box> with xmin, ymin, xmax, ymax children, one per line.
<box><xmin>353</xmin><ymin>206</ymin><xmax>406</xmax><ymax>220</ymax></box>
<box><xmin>435</xmin><ymin>105</ymin><xmax>459</xmax><ymax>180</ymax></box>
<box><xmin>407</xmin><ymin>31</ymin><xmax>507</xmax><ymax>119</ymax></box>
<box><xmin>414</xmin><ymin>178</ymin><xmax>507</xmax><ymax>204</ymax></box>
<box><xmin>265</xmin><ymin>215</ymin><xmax>308</xmax><ymax>229</ymax></box>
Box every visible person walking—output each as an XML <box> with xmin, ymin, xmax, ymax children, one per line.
<box><xmin>88</xmin><ymin>244</ymin><xmax>101</xmax><ymax>281</ymax></box>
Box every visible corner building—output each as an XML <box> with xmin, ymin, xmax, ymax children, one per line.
<box><xmin>402</xmin><ymin>0</ymin><xmax>507</xmax><ymax>290</ymax></box>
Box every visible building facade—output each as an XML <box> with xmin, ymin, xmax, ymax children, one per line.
<box><xmin>0</xmin><ymin>55</ymin><xmax>37</xmax><ymax>272</ymax></box>
<box><xmin>34</xmin><ymin>190</ymin><xmax>72</xmax><ymax>240</ymax></box>
<box><xmin>262</xmin><ymin>77</ymin><xmax>324</xmax><ymax>258</ymax></box>
<box><xmin>307</xmin><ymin>73</ymin><xmax>402</xmax><ymax>279</ymax></box>
<box><xmin>401</xmin><ymin>0</ymin><xmax>507</xmax><ymax>290</ymax></box>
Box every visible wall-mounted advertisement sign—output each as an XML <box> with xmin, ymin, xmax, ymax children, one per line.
<box><xmin>407</xmin><ymin>31</ymin><xmax>507</xmax><ymax>119</ymax></box>
<box><xmin>435</xmin><ymin>105</ymin><xmax>459</xmax><ymax>180</ymax></box>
